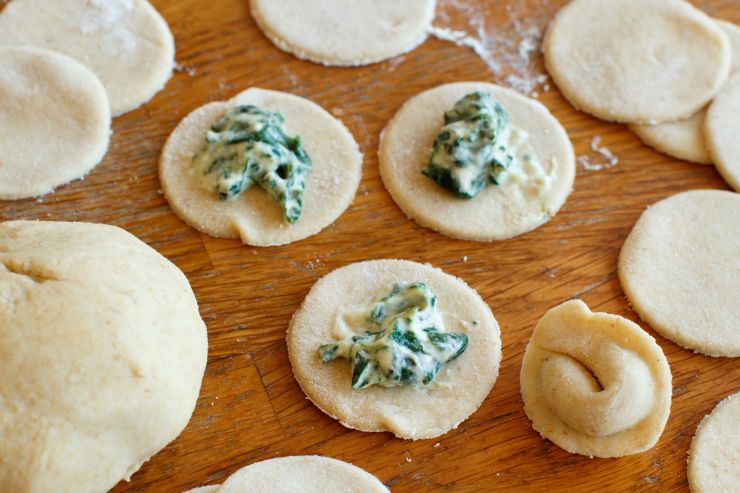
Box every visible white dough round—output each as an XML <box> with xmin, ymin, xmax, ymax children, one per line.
<box><xmin>250</xmin><ymin>0</ymin><xmax>435</xmax><ymax>66</ymax></box>
<box><xmin>185</xmin><ymin>456</ymin><xmax>388</xmax><ymax>493</ymax></box>
<box><xmin>0</xmin><ymin>221</ymin><xmax>208</xmax><ymax>493</ymax></box>
<box><xmin>544</xmin><ymin>0</ymin><xmax>731</xmax><ymax>124</ymax></box>
<box><xmin>688</xmin><ymin>392</ymin><xmax>740</xmax><ymax>493</ymax></box>
<box><xmin>288</xmin><ymin>259</ymin><xmax>501</xmax><ymax>440</ymax></box>
<box><xmin>630</xmin><ymin>20</ymin><xmax>740</xmax><ymax>165</ymax></box>
<box><xmin>706</xmin><ymin>72</ymin><xmax>740</xmax><ymax>192</ymax></box>
<box><xmin>520</xmin><ymin>300</ymin><xmax>672</xmax><ymax>458</ymax></box>
<box><xmin>160</xmin><ymin>88</ymin><xmax>363</xmax><ymax>246</ymax></box>
<box><xmin>379</xmin><ymin>82</ymin><xmax>575</xmax><ymax>242</ymax></box>
<box><xmin>619</xmin><ymin>190</ymin><xmax>740</xmax><ymax>357</ymax></box>
<box><xmin>0</xmin><ymin>46</ymin><xmax>111</xmax><ymax>200</ymax></box>
<box><xmin>0</xmin><ymin>0</ymin><xmax>175</xmax><ymax>116</ymax></box>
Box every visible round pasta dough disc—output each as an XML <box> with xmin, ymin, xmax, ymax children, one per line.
<box><xmin>160</xmin><ymin>88</ymin><xmax>363</xmax><ymax>246</ymax></box>
<box><xmin>544</xmin><ymin>0</ymin><xmax>731</xmax><ymax>124</ymax></box>
<box><xmin>706</xmin><ymin>72</ymin><xmax>740</xmax><ymax>192</ymax></box>
<box><xmin>184</xmin><ymin>487</ymin><xmax>219</xmax><ymax>493</ymax></box>
<box><xmin>288</xmin><ymin>259</ymin><xmax>501</xmax><ymax>440</ymax></box>
<box><xmin>0</xmin><ymin>0</ymin><xmax>175</xmax><ymax>116</ymax></box>
<box><xmin>688</xmin><ymin>392</ymin><xmax>740</xmax><ymax>493</ymax></box>
<box><xmin>189</xmin><ymin>456</ymin><xmax>388</xmax><ymax>493</ymax></box>
<box><xmin>619</xmin><ymin>190</ymin><xmax>740</xmax><ymax>357</ymax></box>
<box><xmin>0</xmin><ymin>46</ymin><xmax>111</xmax><ymax>200</ymax></box>
<box><xmin>520</xmin><ymin>300</ymin><xmax>672</xmax><ymax>458</ymax></box>
<box><xmin>630</xmin><ymin>20</ymin><xmax>740</xmax><ymax>165</ymax></box>
<box><xmin>0</xmin><ymin>221</ymin><xmax>207</xmax><ymax>493</ymax></box>
<box><xmin>379</xmin><ymin>82</ymin><xmax>575</xmax><ymax>242</ymax></box>
<box><xmin>250</xmin><ymin>0</ymin><xmax>435</xmax><ymax>66</ymax></box>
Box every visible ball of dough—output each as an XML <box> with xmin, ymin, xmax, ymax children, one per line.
<box><xmin>160</xmin><ymin>88</ymin><xmax>363</xmax><ymax>247</ymax></box>
<box><xmin>0</xmin><ymin>46</ymin><xmax>111</xmax><ymax>200</ymax></box>
<box><xmin>619</xmin><ymin>190</ymin><xmax>740</xmax><ymax>357</ymax></box>
<box><xmin>688</xmin><ymin>392</ymin><xmax>740</xmax><ymax>493</ymax></box>
<box><xmin>0</xmin><ymin>0</ymin><xmax>175</xmax><ymax>116</ymax></box>
<box><xmin>0</xmin><ymin>221</ymin><xmax>208</xmax><ymax>493</ymax></box>
<box><xmin>288</xmin><ymin>259</ymin><xmax>501</xmax><ymax>440</ymax></box>
<box><xmin>250</xmin><ymin>0</ymin><xmax>435</xmax><ymax>66</ymax></box>
<box><xmin>706</xmin><ymin>72</ymin><xmax>740</xmax><ymax>192</ymax></box>
<box><xmin>185</xmin><ymin>456</ymin><xmax>389</xmax><ymax>493</ymax></box>
<box><xmin>379</xmin><ymin>82</ymin><xmax>575</xmax><ymax>242</ymax></box>
<box><xmin>630</xmin><ymin>19</ymin><xmax>740</xmax><ymax>165</ymax></box>
<box><xmin>544</xmin><ymin>0</ymin><xmax>731</xmax><ymax>124</ymax></box>
<box><xmin>520</xmin><ymin>300</ymin><xmax>672</xmax><ymax>458</ymax></box>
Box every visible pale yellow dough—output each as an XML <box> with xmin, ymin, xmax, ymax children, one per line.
<box><xmin>520</xmin><ymin>300</ymin><xmax>672</xmax><ymax>458</ymax></box>
<box><xmin>0</xmin><ymin>0</ymin><xmax>175</xmax><ymax>116</ymax></box>
<box><xmin>379</xmin><ymin>82</ymin><xmax>575</xmax><ymax>242</ymax></box>
<box><xmin>184</xmin><ymin>456</ymin><xmax>388</xmax><ymax>493</ymax></box>
<box><xmin>688</xmin><ymin>392</ymin><xmax>740</xmax><ymax>493</ymax></box>
<box><xmin>544</xmin><ymin>0</ymin><xmax>731</xmax><ymax>124</ymax></box>
<box><xmin>288</xmin><ymin>259</ymin><xmax>501</xmax><ymax>440</ymax></box>
<box><xmin>706</xmin><ymin>72</ymin><xmax>740</xmax><ymax>192</ymax></box>
<box><xmin>250</xmin><ymin>0</ymin><xmax>435</xmax><ymax>66</ymax></box>
<box><xmin>631</xmin><ymin>19</ymin><xmax>740</xmax><ymax>165</ymax></box>
<box><xmin>0</xmin><ymin>221</ymin><xmax>208</xmax><ymax>493</ymax></box>
<box><xmin>619</xmin><ymin>190</ymin><xmax>740</xmax><ymax>357</ymax></box>
<box><xmin>0</xmin><ymin>46</ymin><xmax>110</xmax><ymax>200</ymax></box>
<box><xmin>160</xmin><ymin>88</ymin><xmax>363</xmax><ymax>246</ymax></box>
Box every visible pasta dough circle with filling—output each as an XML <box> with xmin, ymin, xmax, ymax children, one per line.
<box><xmin>379</xmin><ymin>82</ymin><xmax>575</xmax><ymax>242</ymax></box>
<box><xmin>288</xmin><ymin>259</ymin><xmax>501</xmax><ymax>440</ymax></box>
<box><xmin>520</xmin><ymin>300</ymin><xmax>672</xmax><ymax>457</ymax></box>
<box><xmin>160</xmin><ymin>88</ymin><xmax>363</xmax><ymax>246</ymax></box>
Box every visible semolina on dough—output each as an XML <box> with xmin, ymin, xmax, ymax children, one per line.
<box><xmin>250</xmin><ymin>0</ymin><xmax>435</xmax><ymax>66</ymax></box>
<box><xmin>287</xmin><ymin>259</ymin><xmax>501</xmax><ymax>440</ymax></box>
<box><xmin>520</xmin><ymin>300</ymin><xmax>672</xmax><ymax>457</ymax></box>
<box><xmin>0</xmin><ymin>46</ymin><xmax>110</xmax><ymax>200</ymax></box>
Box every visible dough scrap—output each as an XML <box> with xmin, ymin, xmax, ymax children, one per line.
<box><xmin>0</xmin><ymin>46</ymin><xmax>111</xmax><ymax>200</ymax></box>
<box><xmin>288</xmin><ymin>259</ymin><xmax>501</xmax><ymax>440</ymax></box>
<box><xmin>379</xmin><ymin>82</ymin><xmax>575</xmax><ymax>242</ymax></box>
<box><xmin>160</xmin><ymin>88</ymin><xmax>362</xmax><ymax>246</ymax></box>
<box><xmin>544</xmin><ymin>0</ymin><xmax>731</xmax><ymax>124</ymax></box>
<box><xmin>630</xmin><ymin>19</ymin><xmax>740</xmax><ymax>165</ymax></box>
<box><xmin>184</xmin><ymin>456</ymin><xmax>388</xmax><ymax>493</ymax></box>
<box><xmin>0</xmin><ymin>0</ymin><xmax>175</xmax><ymax>116</ymax></box>
<box><xmin>0</xmin><ymin>221</ymin><xmax>208</xmax><ymax>493</ymax></box>
<box><xmin>250</xmin><ymin>0</ymin><xmax>435</xmax><ymax>66</ymax></box>
<box><xmin>618</xmin><ymin>190</ymin><xmax>740</xmax><ymax>357</ymax></box>
<box><xmin>706</xmin><ymin>72</ymin><xmax>740</xmax><ymax>192</ymax></box>
<box><xmin>520</xmin><ymin>300</ymin><xmax>672</xmax><ymax>458</ymax></box>
<box><xmin>688</xmin><ymin>392</ymin><xmax>740</xmax><ymax>493</ymax></box>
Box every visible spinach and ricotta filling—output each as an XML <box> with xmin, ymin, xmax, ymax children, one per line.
<box><xmin>193</xmin><ymin>105</ymin><xmax>311</xmax><ymax>223</ymax></box>
<box><xmin>319</xmin><ymin>282</ymin><xmax>469</xmax><ymax>389</ymax></box>
<box><xmin>423</xmin><ymin>91</ymin><xmax>514</xmax><ymax>199</ymax></box>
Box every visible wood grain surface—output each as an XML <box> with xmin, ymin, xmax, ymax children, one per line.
<box><xmin>2</xmin><ymin>0</ymin><xmax>739</xmax><ymax>491</ymax></box>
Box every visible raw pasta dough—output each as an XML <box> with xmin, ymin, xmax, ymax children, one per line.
<box><xmin>288</xmin><ymin>259</ymin><xmax>501</xmax><ymax>440</ymax></box>
<box><xmin>520</xmin><ymin>300</ymin><xmax>672</xmax><ymax>457</ymax></box>
<box><xmin>706</xmin><ymin>72</ymin><xmax>740</xmax><ymax>192</ymax></box>
<box><xmin>379</xmin><ymin>82</ymin><xmax>575</xmax><ymax>242</ymax></box>
<box><xmin>184</xmin><ymin>456</ymin><xmax>388</xmax><ymax>493</ymax></box>
<box><xmin>0</xmin><ymin>221</ymin><xmax>208</xmax><ymax>493</ymax></box>
<box><xmin>688</xmin><ymin>392</ymin><xmax>740</xmax><ymax>493</ymax></box>
<box><xmin>0</xmin><ymin>46</ymin><xmax>110</xmax><ymax>200</ymax></box>
<box><xmin>631</xmin><ymin>20</ymin><xmax>740</xmax><ymax>165</ymax></box>
<box><xmin>250</xmin><ymin>0</ymin><xmax>435</xmax><ymax>66</ymax></box>
<box><xmin>544</xmin><ymin>0</ymin><xmax>731</xmax><ymax>124</ymax></box>
<box><xmin>619</xmin><ymin>190</ymin><xmax>740</xmax><ymax>357</ymax></box>
<box><xmin>160</xmin><ymin>88</ymin><xmax>362</xmax><ymax>246</ymax></box>
<box><xmin>0</xmin><ymin>0</ymin><xmax>175</xmax><ymax>116</ymax></box>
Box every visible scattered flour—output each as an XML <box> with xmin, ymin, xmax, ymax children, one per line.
<box><xmin>578</xmin><ymin>136</ymin><xmax>619</xmax><ymax>171</ymax></box>
<box><xmin>79</xmin><ymin>0</ymin><xmax>137</xmax><ymax>54</ymax></box>
<box><xmin>174</xmin><ymin>62</ymin><xmax>197</xmax><ymax>77</ymax></box>
<box><xmin>430</xmin><ymin>0</ymin><xmax>551</xmax><ymax>97</ymax></box>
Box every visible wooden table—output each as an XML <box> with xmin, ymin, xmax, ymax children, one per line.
<box><xmin>2</xmin><ymin>0</ymin><xmax>738</xmax><ymax>491</ymax></box>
